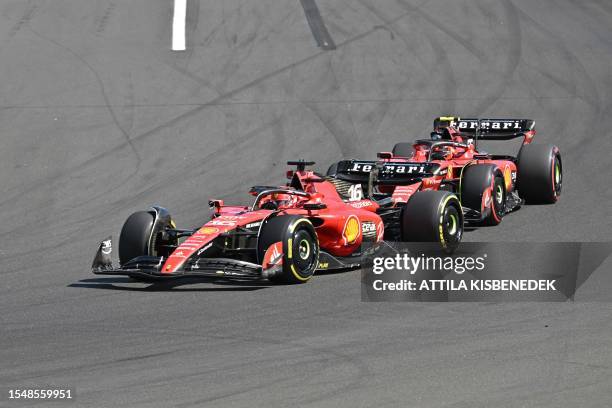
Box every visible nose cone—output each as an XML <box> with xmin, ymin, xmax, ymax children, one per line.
<box><xmin>161</xmin><ymin>227</ymin><xmax>221</xmax><ymax>273</ymax></box>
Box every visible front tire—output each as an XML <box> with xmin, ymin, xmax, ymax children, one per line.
<box><xmin>401</xmin><ymin>190</ymin><xmax>463</xmax><ymax>252</ymax></box>
<box><xmin>119</xmin><ymin>209</ymin><xmax>174</xmax><ymax>282</ymax></box>
<box><xmin>119</xmin><ymin>211</ymin><xmax>156</xmax><ymax>265</ymax></box>
<box><xmin>517</xmin><ymin>144</ymin><xmax>562</xmax><ymax>204</ymax></box>
<box><xmin>258</xmin><ymin>215</ymin><xmax>319</xmax><ymax>284</ymax></box>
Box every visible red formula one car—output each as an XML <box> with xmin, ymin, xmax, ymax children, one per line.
<box><xmin>327</xmin><ymin>117</ymin><xmax>562</xmax><ymax>243</ymax></box>
<box><xmin>92</xmin><ymin>161</ymin><xmax>386</xmax><ymax>284</ymax></box>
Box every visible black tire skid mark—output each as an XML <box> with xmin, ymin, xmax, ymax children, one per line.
<box><xmin>395</xmin><ymin>0</ymin><xmax>487</xmax><ymax>63</ymax></box>
<box><xmin>0</xmin><ymin>9</ymin><xmax>421</xmax><ymax>212</ymax></box>
<box><xmin>355</xmin><ymin>0</ymin><xmax>431</xmax><ymax>76</ymax></box>
<box><xmin>95</xmin><ymin>1</ymin><xmax>116</xmax><ymax>36</ymax></box>
<box><xmin>349</xmin><ymin>0</ymin><xmax>457</xmax><ymax>140</ymax></box>
<box><xmin>214</xmin><ymin>4</ymin><xmax>263</xmax><ymax>94</ymax></box>
<box><xmin>475</xmin><ymin>0</ymin><xmax>523</xmax><ymax>117</ymax></box>
<box><xmin>23</xmin><ymin>28</ymin><xmax>143</xmax><ymax>209</ymax></box>
<box><xmin>27</xmin><ymin>29</ymin><xmax>141</xmax><ymax>165</ymax></box>
<box><xmin>2</xmin><ymin>16</ymin><xmax>145</xmax><ymax>237</ymax></box>
<box><xmin>302</xmin><ymin>100</ymin><xmax>351</xmax><ymax>158</ymax></box>
<box><xmin>352</xmin><ymin>0</ymin><xmax>433</xmax><ymax>140</ymax></box>
<box><xmin>308</xmin><ymin>0</ymin><xmax>419</xmax><ymax>157</ymax></box>
<box><xmin>8</xmin><ymin>0</ymin><xmax>39</xmax><ymax>38</ymax></box>
<box><xmin>167</xmin><ymin>115</ymin><xmax>288</xmax><ymax>220</ymax></box>
<box><xmin>0</xmin><ymin>114</ymin><xmax>288</xmax><ymax>264</ymax></box>
<box><xmin>393</xmin><ymin>0</ymin><xmax>522</xmax><ymax>119</ymax></box>
<box><xmin>513</xmin><ymin>2</ymin><xmax>603</xmax><ymax>162</ymax></box>
<box><xmin>2</xmin><ymin>109</ymin><xmax>279</xmax><ymax>260</ymax></box>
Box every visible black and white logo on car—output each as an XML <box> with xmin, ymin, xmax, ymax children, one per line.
<box><xmin>452</xmin><ymin>119</ymin><xmax>523</xmax><ymax>130</ymax></box>
<box><xmin>349</xmin><ymin>162</ymin><xmax>429</xmax><ymax>175</ymax></box>
<box><xmin>362</xmin><ymin>221</ymin><xmax>377</xmax><ymax>239</ymax></box>
<box><xmin>101</xmin><ymin>239</ymin><xmax>112</xmax><ymax>255</ymax></box>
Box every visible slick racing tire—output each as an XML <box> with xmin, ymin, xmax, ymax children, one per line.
<box><xmin>326</xmin><ymin>162</ymin><xmax>339</xmax><ymax>177</ymax></box>
<box><xmin>461</xmin><ymin>164</ymin><xmax>505</xmax><ymax>225</ymax></box>
<box><xmin>119</xmin><ymin>210</ymin><xmax>175</xmax><ymax>282</ymax></box>
<box><xmin>392</xmin><ymin>142</ymin><xmax>414</xmax><ymax>158</ymax></box>
<box><xmin>119</xmin><ymin>211</ymin><xmax>156</xmax><ymax>265</ymax></box>
<box><xmin>517</xmin><ymin>144</ymin><xmax>562</xmax><ymax>204</ymax></box>
<box><xmin>258</xmin><ymin>215</ymin><xmax>319</xmax><ymax>284</ymax></box>
<box><xmin>401</xmin><ymin>190</ymin><xmax>463</xmax><ymax>252</ymax></box>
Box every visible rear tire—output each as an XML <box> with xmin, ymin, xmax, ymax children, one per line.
<box><xmin>461</xmin><ymin>164</ymin><xmax>505</xmax><ymax>225</ymax></box>
<box><xmin>517</xmin><ymin>144</ymin><xmax>562</xmax><ymax>204</ymax></box>
<box><xmin>392</xmin><ymin>142</ymin><xmax>413</xmax><ymax>158</ymax></box>
<box><xmin>401</xmin><ymin>190</ymin><xmax>463</xmax><ymax>252</ymax></box>
<box><xmin>258</xmin><ymin>215</ymin><xmax>319</xmax><ymax>284</ymax></box>
<box><xmin>326</xmin><ymin>162</ymin><xmax>339</xmax><ymax>177</ymax></box>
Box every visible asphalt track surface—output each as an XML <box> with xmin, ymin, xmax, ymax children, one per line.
<box><xmin>1</xmin><ymin>1</ymin><xmax>612</xmax><ymax>407</ymax></box>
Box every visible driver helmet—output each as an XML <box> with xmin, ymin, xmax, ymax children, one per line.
<box><xmin>431</xmin><ymin>145</ymin><xmax>453</xmax><ymax>160</ymax></box>
<box><xmin>271</xmin><ymin>193</ymin><xmax>295</xmax><ymax>209</ymax></box>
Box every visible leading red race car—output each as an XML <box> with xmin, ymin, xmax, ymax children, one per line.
<box><xmin>327</xmin><ymin>117</ymin><xmax>562</xmax><ymax>239</ymax></box>
<box><xmin>92</xmin><ymin>161</ymin><xmax>389</xmax><ymax>284</ymax></box>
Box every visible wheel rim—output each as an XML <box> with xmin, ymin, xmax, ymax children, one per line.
<box><xmin>447</xmin><ymin>212</ymin><xmax>458</xmax><ymax>236</ymax></box>
<box><xmin>553</xmin><ymin>157</ymin><xmax>562</xmax><ymax>195</ymax></box>
<box><xmin>292</xmin><ymin>229</ymin><xmax>317</xmax><ymax>272</ymax></box>
<box><xmin>298</xmin><ymin>239</ymin><xmax>310</xmax><ymax>260</ymax></box>
<box><xmin>495</xmin><ymin>184</ymin><xmax>504</xmax><ymax>204</ymax></box>
<box><xmin>492</xmin><ymin>177</ymin><xmax>505</xmax><ymax>217</ymax></box>
<box><xmin>442</xmin><ymin>205</ymin><xmax>462</xmax><ymax>246</ymax></box>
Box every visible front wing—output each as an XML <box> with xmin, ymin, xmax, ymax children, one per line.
<box><xmin>91</xmin><ymin>237</ymin><xmax>265</xmax><ymax>280</ymax></box>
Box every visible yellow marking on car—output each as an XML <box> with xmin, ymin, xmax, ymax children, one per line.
<box><xmin>290</xmin><ymin>264</ymin><xmax>310</xmax><ymax>282</ymax></box>
<box><xmin>289</xmin><ymin>218</ymin><xmax>313</xmax><ymax>234</ymax></box>
<box><xmin>438</xmin><ymin>195</ymin><xmax>460</xmax><ymax>248</ymax></box>
<box><xmin>438</xmin><ymin>194</ymin><xmax>460</xmax><ymax>215</ymax></box>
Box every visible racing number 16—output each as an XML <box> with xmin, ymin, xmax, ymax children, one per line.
<box><xmin>348</xmin><ymin>184</ymin><xmax>363</xmax><ymax>201</ymax></box>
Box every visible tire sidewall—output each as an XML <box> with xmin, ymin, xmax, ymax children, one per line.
<box><xmin>460</xmin><ymin>164</ymin><xmax>504</xmax><ymax>225</ymax></box>
<box><xmin>392</xmin><ymin>142</ymin><xmax>414</xmax><ymax>158</ymax></box>
<box><xmin>517</xmin><ymin>144</ymin><xmax>562</xmax><ymax>204</ymax></box>
<box><xmin>401</xmin><ymin>190</ymin><xmax>464</xmax><ymax>252</ymax></box>
<box><xmin>258</xmin><ymin>215</ymin><xmax>319</xmax><ymax>283</ymax></box>
<box><xmin>118</xmin><ymin>211</ymin><xmax>155</xmax><ymax>265</ymax></box>
<box><xmin>282</xmin><ymin>218</ymin><xmax>319</xmax><ymax>282</ymax></box>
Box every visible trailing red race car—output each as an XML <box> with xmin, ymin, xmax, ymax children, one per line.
<box><xmin>92</xmin><ymin>161</ymin><xmax>391</xmax><ymax>284</ymax></box>
<box><xmin>327</xmin><ymin>117</ymin><xmax>562</xmax><ymax>242</ymax></box>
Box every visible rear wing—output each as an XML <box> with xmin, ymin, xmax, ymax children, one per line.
<box><xmin>434</xmin><ymin>117</ymin><xmax>535</xmax><ymax>141</ymax></box>
<box><xmin>331</xmin><ymin>160</ymin><xmax>440</xmax><ymax>185</ymax></box>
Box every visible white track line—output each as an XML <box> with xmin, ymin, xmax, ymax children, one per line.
<box><xmin>172</xmin><ymin>0</ymin><xmax>187</xmax><ymax>50</ymax></box>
